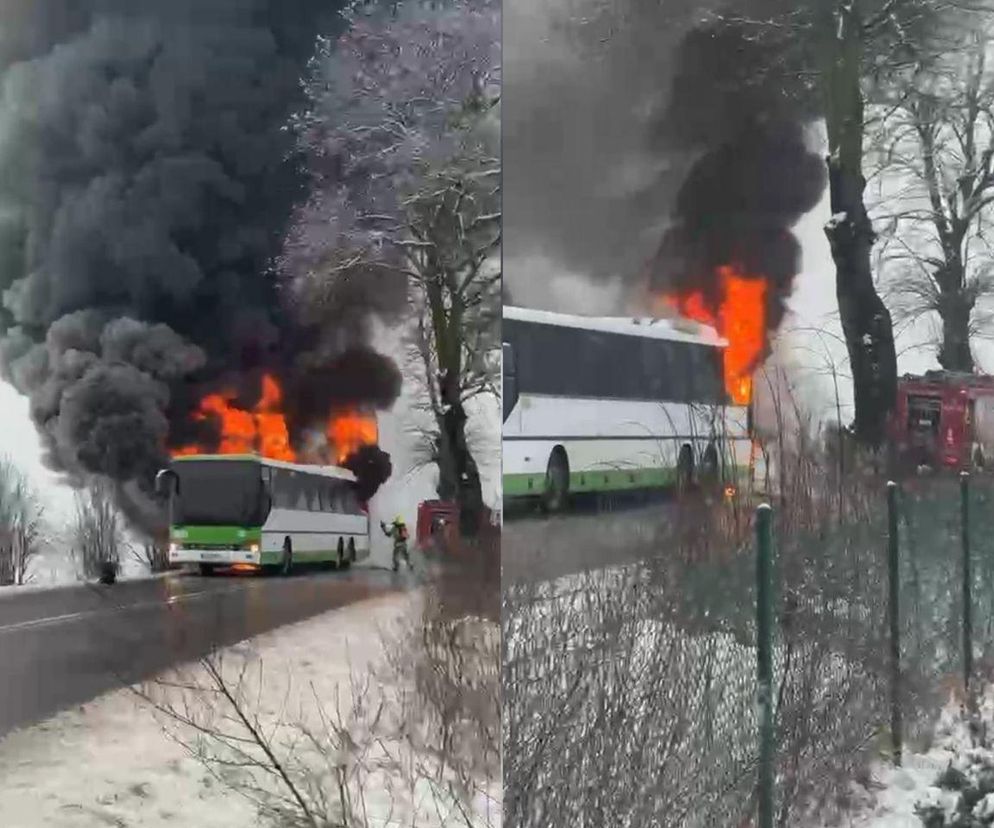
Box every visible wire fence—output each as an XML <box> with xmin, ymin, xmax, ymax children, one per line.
<box><xmin>502</xmin><ymin>472</ymin><xmax>994</xmax><ymax>828</ymax></box>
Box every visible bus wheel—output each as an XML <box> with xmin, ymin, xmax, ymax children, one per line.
<box><xmin>335</xmin><ymin>538</ymin><xmax>345</xmax><ymax>569</ymax></box>
<box><xmin>676</xmin><ymin>445</ymin><xmax>694</xmax><ymax>496</ymax></box>
<box><xmin>700</xmin><ymin>443</ymin><xmax>720</xmax><ymax>491</ymax></box>
<box><xmin>198</xmin><ymin>563</ymin><xmax>216</xmax><ymax>577</ymax></box>
<box><xmin>543</xmin><ymin>448</ymin><xmax>570</xmax><ymax>513</ymax></box>
<box><xmin>345</xmin><ymin>539</ymin><xmax>356</xmax><ymax>568</ymax></box>
<box><xmin>279</xmin><ymin>540</ymin><xmax>293</xmax><ymax>577</ymax></box>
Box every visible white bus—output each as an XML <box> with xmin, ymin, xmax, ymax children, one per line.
<box><xmin>502</xmin><ymin>306</ymin><xmax>754</xmax><ymax>509</ymax></box>
<box><xmin>157</xmin><ymin>454</ymin><xmax>370</xmax><ymax>576</ymax></box>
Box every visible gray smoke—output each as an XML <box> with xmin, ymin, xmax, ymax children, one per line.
<box><xmin>0</xmin><ymin>0</ymin><xmax>403</xmax><ymax>527</ymax></box>
<box><xmin>504</xmin><ymin>0</ymin><xmax>823</xmax><ymax>316</ymax></box>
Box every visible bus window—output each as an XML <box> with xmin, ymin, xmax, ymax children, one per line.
<box><xmin>641</xmin><ymin>339</ymin><xmax>670</xmax><ymax>400</ymax></box>
<box><xmin>271</xmin><ymin>470</ymin><xmax>288</xmax><ymax>509</ymax></box>
<box><xmin>304</xmin><ymin>479</ymin><xmax>318</xmax><ymax>511</ymax></box>
<box><xmin>286</xmin><ymin>472</ymin><xmax>305</xmax><ymax>511</ymax></box>
<box><xmin>342</xmin><ymin>485</ymin><xmax>361</xmax><ymax>515</ymax></box>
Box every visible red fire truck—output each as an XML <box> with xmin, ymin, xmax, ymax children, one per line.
<box><xmin>889</xmin><ymin>371</ymin><xmax>994</xmax><ymax>471</ymax></box>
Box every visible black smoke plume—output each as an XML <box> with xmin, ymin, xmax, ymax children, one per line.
<box><xmin>504</xmin><ymin>0</ymin><xmax>825</xmax><ymax>326</ymax></box>
<box><xmin>343</xmin><ymin>444</ymin><xmax>394</xmax><ymax>505</ymax></box>
<box><xmin>646</xmin><ymin>18</ymin><xmax>825</xmax><ymax>338</ymax></box>
<box><xmin>0</xmin><ymin>0</ymin><xmax>402</xmax><ymax>524</ymax></box>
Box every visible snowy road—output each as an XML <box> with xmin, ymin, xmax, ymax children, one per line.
<box><xmin>0</xmin><ymin>567</ymin><xmax>403</xmax><ymax>738</ymax></box>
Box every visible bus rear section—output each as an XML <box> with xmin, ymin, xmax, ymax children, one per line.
<box><xmin>159</xmin><ymin>454</ymin><xmax>369</xmax><ymax>575</ymax></box>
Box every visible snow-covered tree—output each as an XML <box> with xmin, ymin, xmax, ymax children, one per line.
<box><xmin>283</xmin><ymin>0</ymin><xmax>500</xmax><ymax>532</ymax></box>
<box><xmin>0</xmin><ymin>454</ymin><xmax>45</xmax><ymax>585</ymax></box>
<box><xmin>71</xmin><ymin>477</ymin><xmax>125</xmax><ymax>580</ymax></box>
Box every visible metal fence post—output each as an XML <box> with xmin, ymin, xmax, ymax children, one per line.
<box><xmin>756</xmin><ymin>503</ymin><xmax>775</xmax><ymax>828</ymax></box>
<box><xmin>962</xmin><ymin>471</ymin><xmax>973</xmax><ymax>695</ymax></box>
<box><xmin>887</xmin><ymin>481</ymin><xmax>903</xmax><ymax>767</ymax></box>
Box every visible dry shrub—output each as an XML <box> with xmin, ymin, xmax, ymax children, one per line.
<box><xmin>140</xmin><ymin>550</ymin><xmax>500</xmax><ymax>828</ymax></box>
<box><xmin>503</xmin><ymin>424</ymin><xmax>977</xmax><ymax>827</ymax></box>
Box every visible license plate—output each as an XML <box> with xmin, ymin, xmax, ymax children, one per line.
<box><xmin>202</xmin><ymin>552</ymin><xmax>222</xmax><ymax>560</ymax></box>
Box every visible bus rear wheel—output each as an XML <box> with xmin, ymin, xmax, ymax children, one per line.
<box><xmin>676</xmin><ymin>445</ymin><xmax>695</xmax><ymax>496</ymax></box>
<box><xmin>700</xmin><ymin>443</ymin><xmax>720</xmax><ymax>491</ymax></box>
<box><xmin>345</xmin><ymin>539</ymin><xmax>356</xmax><ymax>569</ymax></box>
<box><xmin>543</xmin><ymin>449</ymin><xmax>570</xmax><ymax>513</ymax></box>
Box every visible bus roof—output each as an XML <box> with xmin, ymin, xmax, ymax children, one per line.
<box><xmin>503</xmin><ymin>305</ymin><xmax>725</xmax><ymax>347</ymax></box>
<box><xmin>172</xmin><ymin>453</ymin><xmax>357</xmax><ymax>482</ymax></box>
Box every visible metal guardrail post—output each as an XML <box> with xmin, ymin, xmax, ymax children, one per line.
<box><xmin>962</xmin><ymin>471</ymin><xmax>973</xmax><ymax>696</ymax></box>
<box><xmin>756</xmin><ymin>503</ymin><xmax>775</xmax><ymax>828</ymax></box>
<box><xmin>887</xmin><ymin>481</ymin><xmax>903</xmax><ymax>767</ymax></box>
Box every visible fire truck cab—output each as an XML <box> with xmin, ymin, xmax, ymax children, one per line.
<box><xmin>416</xmin><ymin>499</ymin><xmax>459</xmax><ymax>554</ymax></box>
<box><xmin>889</xmin><ymin>371</ymin><xmax>994</xmax><ymax>471</ymax></box>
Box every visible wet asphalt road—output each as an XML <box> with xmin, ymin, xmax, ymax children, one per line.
<box><xmin>502</xmin><ymin>495</ymin><xmax>677</xmax><ymax>582</ymax></box>
<box><xmin>0</xmin><ymin>566</ymin><xmax>402</xmax><ymax>738</ymax></box>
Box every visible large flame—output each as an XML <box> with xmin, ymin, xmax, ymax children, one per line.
<box><xmin>659</xmin><ymin>264</ymin><xmax>767</xmax><ymax>405</ymax></box>
<box><xmin>173</xmin><ymin>373</ymin><xmax>377</xmax><ymax>464</ymax></box>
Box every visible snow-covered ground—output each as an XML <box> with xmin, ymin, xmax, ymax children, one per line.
<box><xmin>0</xmin><ymin>590</ymin><xmax>500</xmax><ymax>828</ymax></box>
<box><xmin>811</xmin><ymin>694</ymin><xmax>991</xmax><ymax>827</ymax></box>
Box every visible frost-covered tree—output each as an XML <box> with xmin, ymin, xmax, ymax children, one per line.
<box><xmin>872</xmin><ymin>12</ymin><xmax>994</xmax><ymax>371</ymax></box>
<box><xmin>283</xmin><ymin>0</ymin><xmax>500</xmax><ymax>532</ymax></box>
<box><xmin>0</xmin><ymin>455</ymin><xmax>45</xmax><ymax>585</ymax></box>
<box><xmin>71</xmin><ymin>477</ymin><xmax>125</xmax><ymax>580</ymax></box>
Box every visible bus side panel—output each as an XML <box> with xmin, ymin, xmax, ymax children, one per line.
<box><xmin>504</xmin><ymin>396</ymin><xmax>747</xmax><ymax>495</ymax></box>
<box><xmin>261</xmin><ymin>509</ymin><xmax>368</xmax><ymax>565</ymax></box>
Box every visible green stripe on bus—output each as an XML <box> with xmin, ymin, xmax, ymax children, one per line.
<box><xmin>171</xmin><ymin>525</ymin><xmax>262</xmax><ymax>544</ymax></box>
<box><xmin>503</xmin><ymin>465</ymin><xmax>751</xmax><ymax>497</ymax></box>
<box><xmin>259</xmin><ymin>549</ymin><xmax>360</xmax><ymax>565</ymax></box>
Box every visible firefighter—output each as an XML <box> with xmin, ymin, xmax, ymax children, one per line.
<box><xmin>381</xmin><ymin>515</ymin><xmax>411</xmax><ymax>572</ymax></box>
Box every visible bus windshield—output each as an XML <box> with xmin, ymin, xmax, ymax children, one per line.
<box><xmin>172</xmin><ymin>460</ymin><xmax>269</xmax><ymax>527</ymax></box>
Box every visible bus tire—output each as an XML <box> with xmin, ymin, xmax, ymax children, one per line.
<box><xmin>335</xmin><ymin>538</ymin><xmax>345</xmax><ymax>569</ymax></box>
<box><xmin>346</xmin><ymin>538</ymin><xmax>356</xmax><ymax>568</ymax></box>
<box><xmin>701</xmin><ymin>443</ymin><xmax>720</xmax><ymax>490</ymax></box>
<box><xmin>198</xmin><ymin>563</ymin><xmax>216</xmax><ymax>577</ymax></box>
<box><xmin>677</xmin><ymin>444</ymin><xmax>694</xmax><ymax>495</ymax></box>
<box><xmin>279</xmin><ymin>539</ymin><xmax>293</xmax><ymax>577</ymax></box>
<box><xmin>543</xmin><ymin>448</ymin><xmax>570</xmax><ymax>513</ymax></box>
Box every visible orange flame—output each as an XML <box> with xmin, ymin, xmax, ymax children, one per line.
<box><xmin>659</xmin><ymin>264</ymin><xmax>767</xmax><ymax>405</ymax></box>
<box><xmin>327</xmin><ymin>412</ymin><xmax>379</xmax><ymax>464</ymax></box>
<box><xmin>172</xmin><ymin>373</ymin><xmax>378</xmax><ymax>465</ymax></box>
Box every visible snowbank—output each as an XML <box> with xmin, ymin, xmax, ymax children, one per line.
<box><xmin>0</xmin><ymin>590</ymin><xmax>499</xmax><ymax>827</ymax></box>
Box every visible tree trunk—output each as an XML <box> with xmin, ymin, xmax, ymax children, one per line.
<box><xmin>937</xmin><ymin>285</ymin><xmax>974</xmax><ymax>372</ymax></box>
<box><xmin>439</xmin><ymin>368</ymin><xmax>483</xmax><ymax>537</ymax></box>
<box><xmin>824</xmin><ymin>160</ymin><xmax>897</xmax><ymax>447</ymax></box>
<box><xmin>426</xmin><ymin>270</ymin><xmax>483</xmax><ymax>536</ymax></box>
<box><xmin>823</xmin><ymin>6</ymin><xmax>897</xmax><ymax>448</ymax></box>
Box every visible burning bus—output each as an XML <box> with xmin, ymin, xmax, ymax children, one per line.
<box><xmin>889</xmin><ymin>371</ymin><xmax>994</xmax><ymax>472</ymax></box>
<box><xmin>157</xmin><ymin>454</ymin><xmax>369</xmax><ymax>576</ymax></box>
<box><xmin>158</xmin><ymin>371</ymin><xmax>382</xmax><ymax>575</ymax></box>
<box><xmin>502</xmin><ymin>305</ymin><xmax>757</xmax><ymax>510</ymax></box>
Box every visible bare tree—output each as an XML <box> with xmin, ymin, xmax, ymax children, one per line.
<box><xmin>872</xmin><ymin>10</ymin><xmax>994</xmax><ymax>370</ymax></box>
<box><xmin>138</xmin><ymin>580</ymin><xmax>500</xmax><ymax>827</ymax></box>
<box><xmin>71</xmin><ymin>477</ymin><xmax>125</xmax><ymax>580</ymax></box>
<box><xmin>0</xmin><ymin>454</ymin><xmax>45</xmax><ymax>586</ymax></box>
<box><xmin>704</xmin><ymin>0</ymin><xmax>953</xmax><ymax>445</ymax></box>
<box><xmin>283</xmin><ymin>0</ymin><xmax>500</xmax><ymax>533</ymax></box>
<box><xmin>132</xmin><ymin>538</ymin><xmax>170</xmax><ymax>574</ymax></box>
